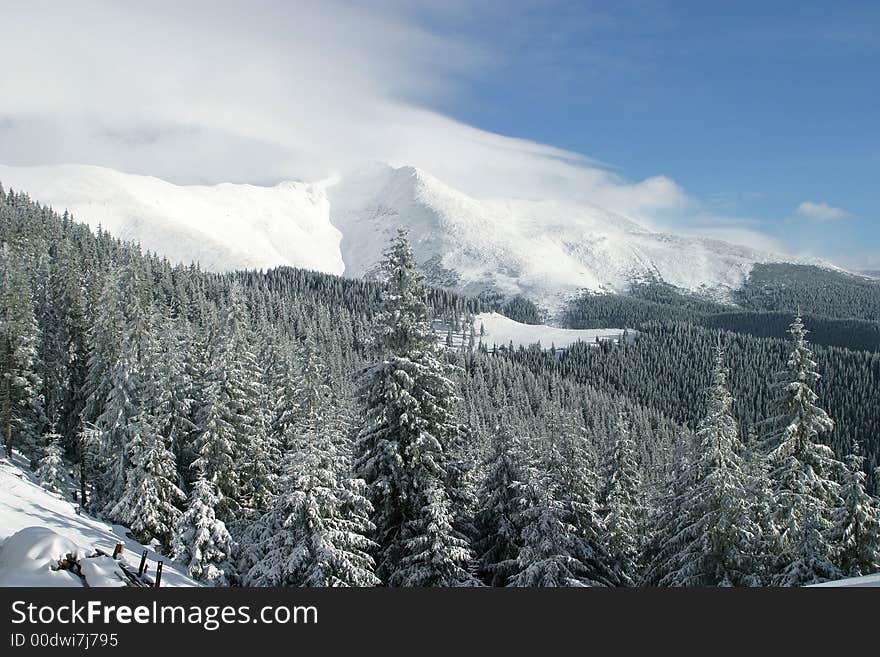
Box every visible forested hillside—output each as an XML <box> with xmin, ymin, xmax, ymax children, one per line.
<box><xmin>565</xmin><ymin>270</ymin><xmax>880</xmax><ymax>352</ymax></box>
<box><xmin>1</xmin><ymin>184</ymin><xmax>878</xmax><ymax>587</ymax></box>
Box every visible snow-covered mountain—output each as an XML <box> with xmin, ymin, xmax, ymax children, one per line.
<box><xmin>0</xmin><ymin>162</ymin><xmax>820</xmax><ymax>310</ymax></box>
<box><xmin>0</xmin><ymin>163</ymin><xmax>343</xmax><ymax>274</ymax></box>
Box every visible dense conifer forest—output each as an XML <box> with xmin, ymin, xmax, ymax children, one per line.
<box><xmin>2</xmin><ymin>184</ymin><xmax>879</xmax><ymax>586</ymax></box>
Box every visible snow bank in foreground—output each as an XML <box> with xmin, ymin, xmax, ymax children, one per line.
<box><xmin>472</xmin><ymin>312</ymin><xmax>635</xmax><ymax>351</ymax></box>
<box><xmin>809</xmin><ymin>573</ymin><xmax>880</xmax><ymax>587</ymax></box>
<box><xmin>0</xmin><ymin>452</ymin><xmax>196</xmax><ymax>587</ymax></box>
<box><xmin>0</xmin><ymin>527</ymin><xmax>83</xmax><ymax>587</ymax></box>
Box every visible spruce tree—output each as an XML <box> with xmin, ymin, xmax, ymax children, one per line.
<box><xmin>764</xmin><ymin>315</ymin><xmax>843</xmax><ymax>585</ymax></box>
<box><xmin>509</xmin><ymin>446</ymin><xmax>594</xmax><ymax>587</ymax></box>
<box><xmin>244</xmin><ymin>338</ymin><xmax>379</xmax><ymax>587</ymax></box>
<box><xmin>172</xmin><ymin>477</ymin><xmax>233</xmax><ymax>586</ymax></box>
<box><xmin>354</xmin><ymin>229</ymin><xmax>475</xmax><ymax>586</ymax></box>
<box><xmin>108</xmin><ymin>415</ymin><xmax>185</xmax><ymax>548</ymax></box>
<box><xmin>473</xmin><ymin>424</ymin><xmax>528</xmax><ymax>586</ymax></box>
<box><xmin>649</xmin><ymin>343</ymin><xmax>762</xmax><ymax>586</ymax></box>
<box><xmin>831</xmin><ymin>443</ymin><xmax>880</xmax><ymax>577</ymax></box>
<box><xmin>191</xmin><ymin>291</ymin><xmax>261</xmax><ymax>522</ymax></box>
<box><xmin>0</xmin><ymin>242</ymin><xmax>42</xmax><ymax>458</ymax></box>
<box><xmin>599</xmin><ymin>406</ymin><xmax>646</xmax><ymax>586</ymax></box>
<box><xmin>36</xmin><ymin>430</ymin><xmax>67</xmax><ymax>495</ymax></box>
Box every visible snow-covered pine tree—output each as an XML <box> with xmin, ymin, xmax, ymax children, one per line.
<box><xmin>831</xmin><ymin>442</ymin><xmax>880</xmax><ymax>577</ymax></box>
<box><xmin>0</xmin><ymin>242</ymin><xmax>43</xmax><ymax>459</ymax></box>
<box><xmin>599</xmin><ymin>406</ymin><xmax>646</xmax><ymax>586</ymax></box>
<box><xmin>743</xmin><ymin>425</ymin><xmax>779</xmax><ymax>584</ymax></box>
<box><xmin>88</xmin><ymin>266</ymin><xmax>152</xmax><ymax>509</ymax></box>
<box><xmin>473</xmin><ymin>424</ymin><xmax>529</xmax><ymax>586</ymax></box>
<box><xmin>36</xmin><ymin>430</ymin><xmax>67</xmax><ymax>494</ymax></box>
<box><xmin>153</xmin><ymin>310</ymin><xmax>196</xmax><ymax>491</ymax></box>
<box><xmin>269</xmin><ymin>341</ymin><xmax>303</xmax><ymax>457</ymax></box>
<box><xmin>548</xmin><ymin>415</ymin><xmax>617</xmax><ymax>586</ymax></box>
<box><xmin>508</xmin><ymin>445</ymin><xmax>593</xmax><ymax>587</ymax></box>
<box><xmin>108</xmin><ymin>411</ymin><xmax>185</xmax><ymax>548</ymax></box>
<box><xmin>764</xmin><ymin>314</ymin><xmax>843</xmax><ymax>586</ymax></box>
<box><xmin>244</xmin><ymin>338</ymin><xmax>379</xmax><ymax>587</ymax></box>
<box><xmin>649</xmin><ymin>342</ymin><xmax>762</xmax><ymax>586</ymax></box>
<box><xmin>192</xmin><ymin>288</ymin><xmax>262</xmax><ymax>522</ymax></box>
<box><xmin>354</xmin><ymin>228</ymin><xmax>475</xmax><ymax>586</ymax></box>
<box><xmin>34</xmin><ymin>257</ymin><xmax>70</xmax><ymax>436</ymax></box>
<box><xmin>172</xmin><ymin>476</ymin><xmax>233</xmax><ymax>586</ymax></box>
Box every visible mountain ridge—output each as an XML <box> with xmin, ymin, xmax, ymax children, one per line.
<box><xmin>0</xmin><ymin>162</ymin><xmax>830</xmax><ymax>312</ymax></box>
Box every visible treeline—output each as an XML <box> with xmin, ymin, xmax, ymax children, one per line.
<box><xmin>564</xmin><ymin>276</ymin><xmax>880</xmax><ymax>352</ymax></box>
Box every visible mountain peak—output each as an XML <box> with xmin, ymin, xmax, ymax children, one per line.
<box><xmin>0</xmin><ymin>162</ymin><xmax>821</xmax><ymax>314</ymax></box>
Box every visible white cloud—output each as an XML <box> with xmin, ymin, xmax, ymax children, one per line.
<box><xmin>0</xmin><ymin>0</ymin><xmax>799</xmax><ymax>257</ymax></box>
<box><xmin>796</xmin><ymin>201</ymin><xmax>849</xmax><ymax>221</ymax></box>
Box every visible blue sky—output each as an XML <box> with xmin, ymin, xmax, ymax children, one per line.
<box><xmin>411</xmin><ymin>0</ymin><xmax>880</xmax><ymax>267</ymax></box>
<box><xmin>1</xmin><ymin>0</ymin><xmax>877</xmax><ymax>268</ymax></box>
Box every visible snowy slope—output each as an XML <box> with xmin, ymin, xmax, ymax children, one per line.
<box><xmin>0</xmin><ymin>162</ymin><xmax>820</xmax><ymax>309</ymax></box>
<box><xmin>0</xmin><ymin>452</ymin><xmax>196</xmax><ymax>587</ymax></box>
<box><xmin>809</xmin><ymin>574</ymin><xmax>880</xmax><ymax>587</ymax></box>
<box><xmin>464</xmin><ymin>312</ymin><xmax>634</xmax><ymax>350</ymax></box>
<box><xmin>0</xmin><ymin>164</ymin><xmax>343</xmax><ymax>274</ymax></box>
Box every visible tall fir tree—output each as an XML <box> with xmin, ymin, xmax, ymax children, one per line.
<box><xmin>172</xmin><ymin>477</ymin><xmax>234</xmax><ymax>586</ymax></box>
<box><xmin>764</xmin><ymin>315</ymin><xmax>843</xmax><ymax>585</ymax></box>
<box><xmin>473</xmin><ymin>423</ymin><xmax>528</xmax><ymax>586</ymax></box>
<box><xmin>599</xmin><ymin>406</ymin><xmax>646</xmax><ymax>586</ymax></box>
<box><xmin>109</xmin><ymin>415</ymin><xmax>185</xmax><ymax>547</ymax></box>
<box><xmin>831</xmin><ymin>442</ymin><xmax>880</xmax><ymax>577</ymax></box>
<box><xmin>0</xmin><ymin>242</ymin><xmax>42</xmax><ymax>458</ymax></box>
<box><xmin>648</xmin><ymin>343</ymin><xmax>763</xmax><ymax>586</ymax></box>
<box><xmin>508</xmin><ymin>442</ymin><xmax>596</xmax><ymax>587</ymax></box>
<box><xmin>354</xmin><ymin>229</ymin><xmax>475</xmax><ymax>586</ymax></box>
<box><xmin>191</xmin><ymin>290</ymin><xmax>261</xmax><ymax>522</ymax></box>
<box><xmin>90</xmin><ymin>264</ymin><xmax>155</xmax><ymax>510</ymax></box>
<box><xmin>244</xmin><ymin>339</ymin><xmax>378</xmax><ymax>586</ymax></box>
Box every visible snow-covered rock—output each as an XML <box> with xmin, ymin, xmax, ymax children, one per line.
<box><xmin>0</xmin><ymin>162</ymin><xmax>822</xmax><ymax>311</ymax></box>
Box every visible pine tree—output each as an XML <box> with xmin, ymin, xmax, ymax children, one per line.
<box><xmin>36</xmin><ymin>430</ymin><xmax>67</xmax><ymax>495</ymax></box>
<box><xmin>108</xmin><ymin>414</ymin><xmax>185</xmax><ymax>548</ymax></box>
<box><xmin>509</xmin><ymin>452</ymin><xmax>593</xmax><ymax>587</ymax></box>
<box><xmin>649</xmin><ymin>343</ymin><xmax>763</xmax><ymax>586</ymax></box>
<box><xmin>153</xmin><ymin>311</ymin><xmax>196</xmax><ymax>490</ymax></box>
<box><xmin>473</xmin><ymin>425</ymin><xmax>528</xmax><ymax>586</ymax></box>
<box><xmin>354</xmin><ymin>229</ymin><xmax>475</xmax><ymax>586</ymax></box>
<box><xmin>172</xmin><ymin>477</ymin><xmax>233</xmax><ymax>586</ymax></box>
<box><xmin>764</xmin><ymin>315</ymin><xmax>843</xmax><ymax>585</ymax></box>
<box><xmin>831</xmin><ymin>443</ymin><xmax>880</xmax><ymax>577</ymax></box>
<box><xmin>599</xmin><ymin>406</ymin><xmax>646</xmax><ymax>586</ymax></box>
<box><xmin>191</xmin><ymin>291</ymin><xmax>262</xmax><ymax>522</ymax></box>
<box><xmin>0</xmin><ymin>242</ymin><xmax>42</xmax><ymax>458</ymax></box>
<box><xmin>244</xmin><ymin>339</ymin><xmax>379</xmax><ymax>587</ymax></box>
<box><xmin>549</xmin><ymin>417</ymin><xmax>617</xmax><ymax>585</ymax></box>
<box><xmin>87</xmin><ymin>265</ymin><xmax>153</xmax><ymax>509</ymax></box>
<box><xmin>743</xmin><ymin>425</ymin><xmax>779</xmax><ymax>584</ymax></box>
